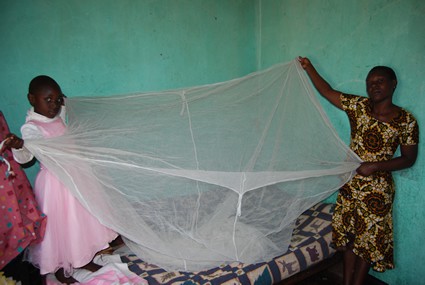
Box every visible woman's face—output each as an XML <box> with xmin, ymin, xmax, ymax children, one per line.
<box><xmin>366</xmin><ymin>71</ymin><xmax>396</xmax><ymax>104</ymax></box>
<box><xmin>29</xmin><ymin>87</ymin><xmax>64</xmax><ymax>118</ymax></box>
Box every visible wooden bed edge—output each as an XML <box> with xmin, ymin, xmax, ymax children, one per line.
<box><xmin>274</xmin><ymin>251</ymin><xmax>343</xmax><ymax>285</ymax></box>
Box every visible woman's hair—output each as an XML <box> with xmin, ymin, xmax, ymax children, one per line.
<box><xmin>367</xmin><ymin>66</ymin><xmax>397</xmax><ymax>82</ymax></box>
<box><xmin>28</xmin><ymin>75</ymin><xmax>62</xmax><ymax>95</ymax></box>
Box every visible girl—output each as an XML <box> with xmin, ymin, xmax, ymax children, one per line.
<box><xmin>4</xmin><ymin>75</ymin><xmax>118</xmax><ymax>284</ymax></box>
<box><xmin>298</xmin><ymin>57</ymin><xmax>419</xmax><ymax>285</ymax></box>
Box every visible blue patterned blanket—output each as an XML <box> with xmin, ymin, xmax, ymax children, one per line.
<box><xmin>121</xmin><ymin>202</ymin><xmax>335</xmax><ymax>285</ymax></box>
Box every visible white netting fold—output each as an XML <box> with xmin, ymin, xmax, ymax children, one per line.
<box><xmin>24</xmin><ymin>59</ymin><xmax>360</xmax><ymax>271</ymax></box>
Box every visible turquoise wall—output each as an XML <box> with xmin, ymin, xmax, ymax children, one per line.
<box><xmin>1</xmin><ymin>1</ymin><xmax>424</xmax><ymax>284</ymax></box>
<box><xmin>0</xmin><ymin>0</ymin><xmax>257</xmax><ymax>180</ymax></box>
<box><xmin>259</xmin><ymin>1</ymin><xmax>424</xmax><ymax>284</ymax></box>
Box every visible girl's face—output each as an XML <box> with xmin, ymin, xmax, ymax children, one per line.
<box><xmin>366</xmin><ymin>71</ymin><xmax>396</xmax><ymax>104</ymax></box>
<box><xmin>29</xmin><ymin>87</ymin><xmax>64</xmax><ymax>118</ymax></box>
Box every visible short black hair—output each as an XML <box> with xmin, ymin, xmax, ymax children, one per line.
<box><xmin>28</xmin><ymin>75</ymin><xmax>62</xmax><ymax>94</ymax></box>
<box><xmin>367</xmin><ymin>66</ymin><xmax>397</xmax><ymax>82</ymax></box>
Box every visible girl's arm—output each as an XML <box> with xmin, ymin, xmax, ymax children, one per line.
<box><xmin>10</xmin><ymin>123</ymin><xmax>43</xmax><ymax>164</ymax></box>
<box><xmin>356</xmin><ymin>144</ymin><xmax>418</xmax><ymax>176</ymax></box>
<box><xmin>299</xmin><ymin>57</ymin><xmax>343</xmax><ymax>110</ymax></box>
<box><xmin>3</xmin><ymin>133</ymin><xmax>34</xmax><ymax>164</ymax></box>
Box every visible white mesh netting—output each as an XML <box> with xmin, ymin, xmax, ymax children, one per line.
<box><xmin>23</xmin><ymin>59</ymin><xmax>361</xmax><ymax>271</ymax></box>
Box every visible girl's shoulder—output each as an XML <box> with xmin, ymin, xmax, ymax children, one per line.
<box><xmin>21</xmin><ymin>120</ymin><xmax>44</xmax><ymax>140</ymax></box>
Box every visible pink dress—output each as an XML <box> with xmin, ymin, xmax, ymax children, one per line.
<box><xmin>15</xmin><ymin>109</ymin><xmax>118</xmax><ymax>276</ymax></box>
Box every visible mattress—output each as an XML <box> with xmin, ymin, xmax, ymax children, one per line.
<box><xmin>120</xmin><ymin>202</ymin><xmax>336</xmax><ymax>285</ymax></box>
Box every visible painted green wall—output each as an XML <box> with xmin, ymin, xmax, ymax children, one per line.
<box><xmin>259</xmin><ymin>1</ymin><xmax>425</xmax><ymax>284</ymax></box>
<box><xmin>0</xmin><ymin>0</ymin><xmax>257</xmax><ymax>180</ymax></box>
<box><xmin>1</xmin><ymin>1</ymin><xmax>424</xmax><ymax>284</ymax></box>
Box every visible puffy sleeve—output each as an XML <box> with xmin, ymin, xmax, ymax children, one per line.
<box><xmin>11</xmin><ymin>123</ymin><xmax>42</xmax><ymax>164</ymax></box>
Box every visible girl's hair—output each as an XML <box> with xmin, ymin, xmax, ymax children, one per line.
<box><xmin>28</xmin><ymin>75</ymin><xmax>62</xmax><ymax>94</ymax></box>
<box><xmin>367</xmin><ymin>66</ymin><xmax>397</xmax><ymax>82</ymax></box>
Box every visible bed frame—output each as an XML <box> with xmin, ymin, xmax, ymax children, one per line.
<box><xmin>119</xmin><ymin>202</ymin><xmax>341</xmax><ymax>284</ymax></box>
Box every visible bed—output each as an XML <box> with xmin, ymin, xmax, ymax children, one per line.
<box><xmin>118</xmin><ymin>202</ymin><xmax>341</xmax><ymax>285</ymax></box>
<box><xmin>0</xmin><ymin>110</ymin><xmax>342</xmax><ymax>285</ymax></box>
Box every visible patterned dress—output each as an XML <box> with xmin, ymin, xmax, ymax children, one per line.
<box><xmin>0</xmin><ymin>111</ymin><xmax>46</xmax><ymax>269</ymax></box>
<box><xmin>332</xmin><ymin>94</ymin><xmax>419</xmax><ymax>272</ymax></box>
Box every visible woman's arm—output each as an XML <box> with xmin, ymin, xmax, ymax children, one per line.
<box><xmin>298</xmin><ymin>57</ymin><xmax>343</xmax><ymax>109</ymax></box>
<box><xmin>356</xmin><ymin>144</ymin><xmax>418</xmax><ymax>176</ymax></box>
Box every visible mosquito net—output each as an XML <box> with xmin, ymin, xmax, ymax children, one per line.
<box><xmin>22</xmin><ymin>59</ymin><xmax>361</xmax><ymax>271</ymax></box>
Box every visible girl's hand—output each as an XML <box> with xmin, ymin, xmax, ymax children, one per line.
<box><xmin>356</xmin><ymin>162</ymin><xmax>378</xmax><ymax>177</ymax></box>
<box><xmin>3</xmin><ymin>133</ymin><xmax>24</xmax><ymax>149</ymax></box>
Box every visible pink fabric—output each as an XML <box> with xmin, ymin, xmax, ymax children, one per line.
<box><xmin>23</xmin><ymin>115</ymin><xmax>117</xmax><ymax>275</ymax></box>
<box><xmin>0</xmin><ymin>111</ymin><xmax>46</xmax><ymax>269</ymax></box>
<box><xmin>79</xmin><ymin>269</ymin><xmax>147</xmax><ymax>285</ymax></box>
<box><xmin>45</xmin><ymin>261</ymin><xmax>147</xmax><ymax>285</ymax></box>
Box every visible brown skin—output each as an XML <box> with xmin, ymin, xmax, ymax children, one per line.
<box><xmin>2</xmin><ymin>134</ymin><xmax>24</xmax><ymax>149</ymax></box>
<box><xmin>3</xmin><ymin>87</ymin><xmax>64</xmax><ymax>149</ymax></box>
<box><xmin>54</xmin><ymin>262</ymin><xmax>102</xmax><ymax>284</ymax></box>
<box><xmin>298</xmin><ymin>57</ymin><xmax>418</xmax><ymax>285</ymax></box>
<box><xmin>28</xmin><ymin>86</ymin><xmax>64</xmax><ymax>119</ymax></box>
<box><xmin>54</xmin><ymin>236</ymin><xmax>125</xmax><ymax>283</ymax></box>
